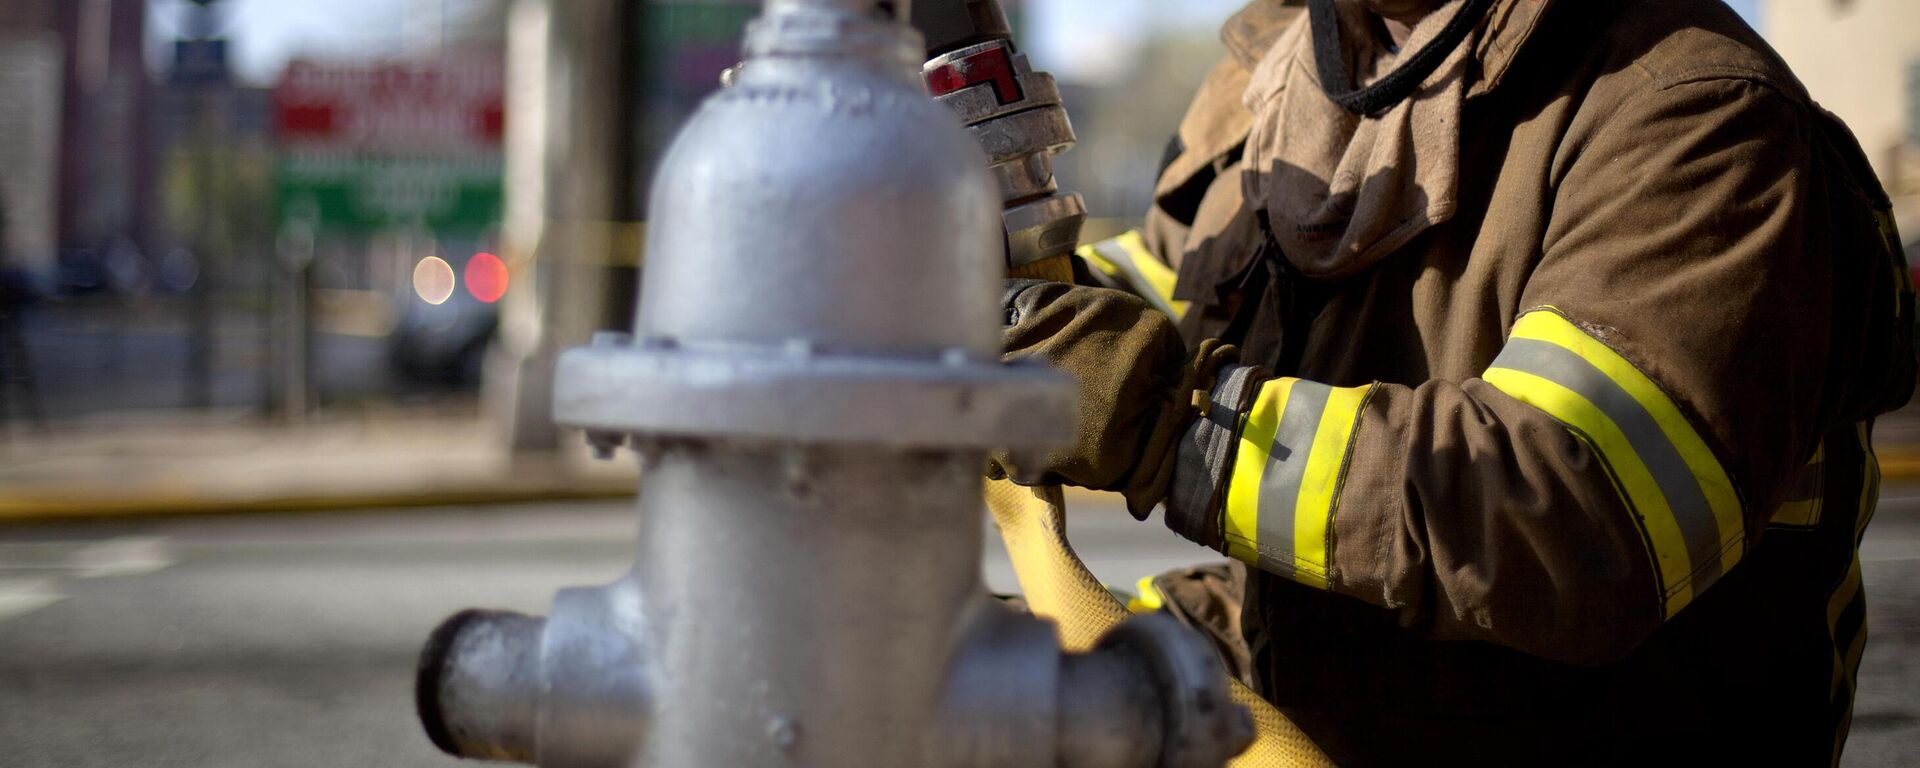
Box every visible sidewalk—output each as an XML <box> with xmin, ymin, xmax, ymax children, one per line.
<box><xmin>4</xmin><ymin>401</ymin><xmax>1920</xmax><ymax>523</ymax></box>
<box><xmin>0</xmin><ymin>404</ymin><xmax>636</xmax><ymax>523</ymax></box>
<box><xmin>1867</xmin><ymin>403</ymin><xmax>1920</xmax><ymax>478</ymax></box>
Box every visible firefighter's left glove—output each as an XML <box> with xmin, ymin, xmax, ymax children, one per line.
<box><xmin>989</xmin><ymin>279</ymin><xmax>1238</xmax><ymax>520</ymax></box>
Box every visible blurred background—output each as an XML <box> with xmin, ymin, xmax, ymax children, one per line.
<box><xmin>2</xmin><ymin>1</ymin><xmax>1919</xmax><ymax>766</ymax></box>
<box><xmin>0</xmin><ymin>0</ymin><xmax>1908</xmax><ymax>463</ymax></box>
<box><xmin>0</xmin><ymin>0</ymin><xmax>1273</xmax><ymax>449</ymax></box>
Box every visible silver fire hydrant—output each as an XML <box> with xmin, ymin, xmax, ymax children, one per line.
<box><xmin>413</xmin><ymin>1</ymin><xmax>1252</xmax><ymax>765</ymax></box>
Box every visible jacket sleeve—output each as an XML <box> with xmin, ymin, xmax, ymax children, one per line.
<box><xmin>1165</xmin><ymin>76</ymin><xmax>1834</xmax><ymax>665</ymax></box>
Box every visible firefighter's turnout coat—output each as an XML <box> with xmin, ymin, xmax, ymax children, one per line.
<box><xmin>1090</xmin><ymin>0</ymin><xmax>1919</xmax><ymax>763</ymax></box>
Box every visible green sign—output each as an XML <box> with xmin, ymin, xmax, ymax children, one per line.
<box><xmin>275</xmin><ymin>151</ymin><xmax>502</xmax><ymax>235</ymax></box>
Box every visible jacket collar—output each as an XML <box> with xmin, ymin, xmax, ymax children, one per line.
<box><xmin>1468</xmin><ymin>0</ymin><xmax>1555</xmax><ymax>98</ymax></box>
<box><xmin>1223</xmin><ymin>0</ymin><xmax>1306</xmax><ymax>72</ymax></box>
<box><xmin>1222</xmin><ymin>0</ymin><xmax>1556</xmax><ymax>100</ymax></box>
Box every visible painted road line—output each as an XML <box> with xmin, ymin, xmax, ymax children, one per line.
<box><xmin>0</xmin><ymin>536</ymin><xmax>174</xmax><ymax>623</ymax></box>
<box><xmin>0</xmin><ymin>577</ymin><xmax>63</xmax><ymax>623</ymax></box>
<box><xmin>70</xmin><ymin>536</ymin><xmax>174</xmax><ymax>578</ymax></box>
<box><xmin>0</xmin><ymin>536</ymin><xmax>175</xmax><ymax>577</ymax></box>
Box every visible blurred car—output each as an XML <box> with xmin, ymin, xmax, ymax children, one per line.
<box><xmin>387</xmin><ymin>249</ymin><xmax>507</xmax><ymax>386</ymax></box>
<box><xmin>1911</xmin><ymin>239</ymin><xmax>1920</xmax><ymax>293</ymax></box>
<box><xmin>55</xmin><ymin>247</ymin><xmax>113</xmax><ymax>295</ymax></box>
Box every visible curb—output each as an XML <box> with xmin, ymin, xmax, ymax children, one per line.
<box><xmin>0</xmin><ymin>478</ymin><xmax>636</xmax><ymax>525</ymax></box>
<box><xmin>1880</xmin><ymin>448</ymin><xmax>1920</xmax><ymax>482</ymax></box>
<box><xmin>5</xmin><ymin>451</ymin><xmax>1917</xmax><ymax>526</ymax></box>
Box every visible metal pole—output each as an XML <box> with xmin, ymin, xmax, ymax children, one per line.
<box><xmin>272</xmin><ymin>223</ymin><xmax>315</xmax><ymax>420</ymax></box>
<box><xmin>182</xmin><ymin>0</ymin><xmax>222</xmax><ymax>410</ymax></box>
<box><xmin>486</xmin><ymin>0</ymin><xmax>638</xmax><ymax>454</ymax></box>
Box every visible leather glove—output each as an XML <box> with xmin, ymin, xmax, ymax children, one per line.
<box><xmin>989</xmin><ymin>279</ymin><xmax>1239</xmax><ymax>519</ymax></box>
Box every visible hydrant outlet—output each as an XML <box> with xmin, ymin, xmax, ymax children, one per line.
<box><xmin>417</xmin><ymin>609</ymin><xmax>545</xmax><ymax>763</ymax></box>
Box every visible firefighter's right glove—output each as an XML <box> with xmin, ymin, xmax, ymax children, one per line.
<box><xmin>989</xmin><ymin>279</ymin><xmax>1238</xmax><ymax>520</ymax></box>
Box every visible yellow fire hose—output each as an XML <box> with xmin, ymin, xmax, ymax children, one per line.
<box><xmin>998</xmin><ymin>256</ymin><xmax>1334</xmax><ymax>768</ymax></box>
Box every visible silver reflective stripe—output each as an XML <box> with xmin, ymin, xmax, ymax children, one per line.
<box><xmin>1166</xmin><ymin>365</ymin><xmax>1262</xmax><ymax>545</ymax></box>
<box><xmin>1491</xmin><ymin>338</ymin><xmax>1727</xmax><ymax>589</ymax></box>
<box><xmin>1253</xmin><ymin>380</ymin><xmax>1331</xmax><ymax>569</ymax></box>
<box><xmin>1090</xmin><ymin>241</ymin><xmax>1129</xmax><ymax>266</ymax></box>
<box><xmin>1089</xmin><ymin>240</ymin><xmax>1179</xmax><ymax>319</ymax></box>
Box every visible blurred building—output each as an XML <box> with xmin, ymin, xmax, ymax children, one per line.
<box><xmin>1018</xmin><ymin>1</ymin><xmax>1240</xmax><ymax>223</ymax></box>
<box><xmin>1052</xmin><ymin>31</ymin><xmax>1228</xmax><ymax>221</ymax></box>
<box><xmin>0</xmin><ymin>6</ymin><xmax>63</xmax><ymax>277</ymax></box>
<box><xmin>1763</xmin><ymin>0</ymin><xmax>1920</xmax><ymax>232</ymax></box>
<box><xmin>0</xmin><ymin>0</ymin><xmax>155</xmax><ymax>282</ymax></box>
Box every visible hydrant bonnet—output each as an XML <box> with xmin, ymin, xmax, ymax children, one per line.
<box><xmin>552</xmin><ymin>5</ymin><xmax>1074</xmax><ymax>450</ymax></box>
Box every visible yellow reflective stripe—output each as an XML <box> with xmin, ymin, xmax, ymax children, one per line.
<box><xmin>1826</xmin><ymin>555</ymin><xmax>1864</xmax><ymax>768</ymax></box>
<box><xmin>1857</xmin><ymin>422</ymin><xmax>1880</xmax><ymax>541</ymax></box>
<box><xmin>1113</xmin><ymin>231</ymin><xmax>1189</xmax><ymax>319</ymax></box>
<box><xmin>1225</xmin><ymin>378</ymin><xmax>1293</xmax><ymax>565</ymax></box>
<box><xmin>1127</xmin><ymin>574</ymin><xmax>1166</xmax><ymax>613</ymax></box>
<box><xmin>1827</xmin><ymin>555</ymin><xmax>1863</xmax><ymax>696</ymax></box>
<box><xmin>1830</xmin><ymin>423</ymin><xmax>1876</xmax><ymax>766</ymax></box>
<box><xmin>1843</xmin><ymin>613</ymin><xmax>1868</xmax><ymax>681</ymax></box>
<box><xmin>1506</xmin><ymin>310</ymin><xmax>1745</xmax><ymax>575</ymax></box>
<box><xmin>1074</xmin><ymin>231</ymin><xmax>1190</xmax><ymax>321</ymax></box>
<box><xmin>1482</xmin><ymin>366</ymin><xmax>1697</xmax><ymax>617</ymax></box>
<box><xmin>1771</xmin><ymin>441</ymin><xmax>1826</xmax><ymax>527</ymax></box>
<box><xmin>1289</xmin><ymin>384</ymin><xmax>1371</xmax><ymax>589</ymax></box>
<box><xmin>1772</xmin><ymin>499</ymin><xmax>1822</xmax><ymax>527</ymax></box>
<box><xmin>1223</xmin><ymin>377</ymin><xmax>1371</xmax><ymax>589</ymax></box>
<box><xmin>1075</xmin><ymin>242</ymin><xmax>1123</xmax><ymax>277</ymax></box>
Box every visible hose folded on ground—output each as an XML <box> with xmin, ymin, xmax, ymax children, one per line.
<box><xmin>984</xmin><ymin>479</ymin><xmax>1335</xmax><ymax>767</ymax></box>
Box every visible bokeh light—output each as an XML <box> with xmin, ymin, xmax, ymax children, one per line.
<box><xmin>412</xmin><ymin>255</ymin><xmax>456</xmax><ymax>305</ymax></box>
<box><xmin>464</xmin><ymin>252</ymin><xmax>509</xmax><ymax>303</ymax></box>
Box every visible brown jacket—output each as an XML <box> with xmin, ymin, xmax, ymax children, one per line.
<box><xmin>1142</xmin><ymin>0</ymin><xmax>1915</xmax><ymax>764</ymax></box>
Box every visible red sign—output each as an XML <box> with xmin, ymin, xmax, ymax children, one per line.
<box><xmin>274</xmin><ymin>58</ymin><xmax>504</xmax><ymax>151</ymax></box>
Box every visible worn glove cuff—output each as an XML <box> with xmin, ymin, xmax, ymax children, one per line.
<box><xmin>1121</xmin><ymin>339</ymin><xmax>1241</xmax><ymax>519</ymax></box>
<box><xmin>1164</xmin><ymin>364</ymin><xmax>1267</xmax><ymax>549</ymax></box>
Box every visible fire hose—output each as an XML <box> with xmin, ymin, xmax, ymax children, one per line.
<box><xmin>918</xmin><ymin>2</ymin><xmax>1335</xmax><ymax>761</ymax></box>
<box><xmin>992</xmin><ymin>255</ymin><xmax>1335</xmax><ymax>768</ymax></box>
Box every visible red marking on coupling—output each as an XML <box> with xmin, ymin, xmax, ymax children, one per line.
<box><xmin>924</xmin><ymin>46</ymin><xmax>1023</xmax><ymax>105</ymax></box>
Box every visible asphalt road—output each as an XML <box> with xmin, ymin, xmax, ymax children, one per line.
<box><xmin>1</xmin><ymin>489</ymin><xmax>1916</xmax><ymax>767</ymax></box>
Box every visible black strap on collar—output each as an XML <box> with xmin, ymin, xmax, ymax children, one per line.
<box><xmin>1308</xmin><ymin>0</ymin><xmax>1495</xmax><ymax>116</ymax></box>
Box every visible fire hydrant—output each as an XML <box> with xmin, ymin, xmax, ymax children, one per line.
<box><xmin>412</xmin><ymin>1</ymin><xmax>1253</xmax><ymax>765</ymax></box>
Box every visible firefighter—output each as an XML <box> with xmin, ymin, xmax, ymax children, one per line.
<box><xmin>990</xmin><ymin>0</ymin><xmax>1916</xmax><ymax>764</ymax></box>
